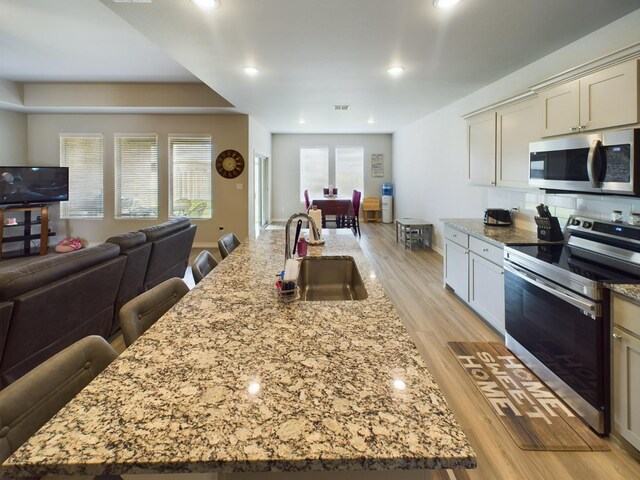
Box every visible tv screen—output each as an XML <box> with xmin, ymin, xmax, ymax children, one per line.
<box><xmin>0</xmin><ymin>166</ymin><xmax>69</xmax><ymax>205</ymax></box>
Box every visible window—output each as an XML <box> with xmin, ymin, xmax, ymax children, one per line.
<box><xmin>114</xmin><ymin>135</ymin><xmax>158</xmax><ymax>219</ymax></box>
<box><xmin>169</xmin><ymin>135</ymin><xmax>212</xmax><ymax>219</ymax></box>
<box><xmin>300</xmin><ymin>147</ymin><xmax>329</xmax><ymax>201</ymax></box>
<box><xmin>59</xmin><ymin>134</ymin><xmax>104</xmax><ymax>219</ymax></box>
<box><xmin>335</xmin><ymin>147</ymin><xmax>364</xmax><ymax>197</ymax></box>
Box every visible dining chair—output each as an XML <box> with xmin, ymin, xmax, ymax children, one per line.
<box><xmin>0</xmin><ymin>335</ymin><xmax>118</xmax><ymax>463</ymax></box>
<box><xmin>218</xmin><ymin>232</ymin><xmax>241</xmax><ymax>259</ymax></box>
<box><xmin>303</xmin><ymin>189</ymin><xmax>310</xmax><ymax>211</ymax></box>
<box><xmin>350</xmin><ymin>190</ymin><xmax>362</xmax><ymax>237</ymax></box>
<box><xmin>192</xmin><ymin>250</ymin><xmax>218</xmax><ymax>285</ymax></box>
<box><xmin>119</xmin><ymin>278</ymin><xmax>189</xmax><ymax>347</ymax></box>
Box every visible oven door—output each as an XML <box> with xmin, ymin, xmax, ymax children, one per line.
<box><xmin>504</xmin><ymin>262</ymin><xmax>609</xmax><ymax>434</ymax></box>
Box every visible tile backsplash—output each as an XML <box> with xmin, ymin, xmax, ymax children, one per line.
<box><xmin>487</xmin><ymin>188</ymin><xmax>640</xmax><ymax>231</ymax></box>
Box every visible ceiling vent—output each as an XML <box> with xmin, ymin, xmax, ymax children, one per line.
<box><xmin>333</xmin><ymin>105</ymin><xmax>350</xmax><ymax>111</ymax></box>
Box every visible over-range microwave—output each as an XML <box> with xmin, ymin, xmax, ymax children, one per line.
<box><xmin>529</xmin><ymin>128</ymin><xmax>640</xmax><ymax>195</ymax></box>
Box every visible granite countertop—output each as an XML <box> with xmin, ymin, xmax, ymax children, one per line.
<box><xmin>607</xmin><ymin>284</ymin><xmax>640</xmax><ymax>302</ymax></box>
<box><xmin>442</xmin><ymin>219</ymin><xmax>640</xmax><ymax>302</ymax></box>
<box><xmin>441</xmin><ymin>218</ymin><xmax>548</xmax><ymax>247</ymax></box>
<box><xmin>1</xmin><ymin>229</ymin><xmax>476</xmax><ymax>478</ymax></box>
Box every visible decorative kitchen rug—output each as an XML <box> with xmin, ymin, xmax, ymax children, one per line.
<box><xmin>448</xmin><ymin>341</ymin><xmax>609</xmax><ymax>451</ymax></box>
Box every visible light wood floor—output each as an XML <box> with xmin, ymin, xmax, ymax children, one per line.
<box><xmin>356</xmin><ymin>221</ymin><xmax>640</xmax><ymax>480</ymax></box>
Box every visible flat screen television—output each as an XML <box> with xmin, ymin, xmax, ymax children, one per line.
<box><xmin>0</xmin><ymin>166</ymin><xmax>69</xmax><ymax>205</ymax></box>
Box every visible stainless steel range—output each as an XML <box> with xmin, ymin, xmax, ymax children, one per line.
<box><xmin>503</xmin><ymin>215</ymin><xmax>640</xmax><ymax>435</ymax></box>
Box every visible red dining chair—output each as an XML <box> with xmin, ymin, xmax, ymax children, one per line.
<box><xmin>304</xmin><ymin>189</ymin><xmax>310</xmax><ymax>211</ymax></box>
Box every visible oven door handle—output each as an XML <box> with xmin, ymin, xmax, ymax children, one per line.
<box><xmin>504</xmin><ymin>262</ymin><xmax>600</xmax><ymax>317</ymax></box>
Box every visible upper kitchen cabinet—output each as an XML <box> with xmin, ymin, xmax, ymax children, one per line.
<box><xmin>496</xmin><ymin>97</ymin><xmax>540</xmax><ymax>189</ymax></box>
<box><xmin>467</xmin><ymin>111</ymin><xmax>496</xmax><ymax>186</ymax></box>
<box><xmin>540</xmin><ymin>59</ymin><xmax>639</xmax><ymax>137</ymax></box>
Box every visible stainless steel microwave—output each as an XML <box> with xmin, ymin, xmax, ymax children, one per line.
<box><xmin>529</xmin><ymin>128</ymin><xmax>640</xmax><ymax>195</ymax></box>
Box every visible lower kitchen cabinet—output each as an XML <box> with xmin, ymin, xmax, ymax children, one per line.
<box><xmin>611</xmin><ymin>293</ymin><xmax>640</xmax><ymax>451</ymax></box>
<box><xmin>443</xmin><ymin>226</ymin><xmax>505</xmax><ymax>334</ymax></box>
<box><xmin>469</xmin><ymin>252</ymin><xmax>505</xmax><ymax>333</ymax></box>
<box><xmin>444</xmin><ymin>240</ymin><xmax>469</xmax><ymax>302</ymax></box>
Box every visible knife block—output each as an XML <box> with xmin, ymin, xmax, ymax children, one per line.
<box><xmin>534</xmin><ymin>216</ymin><xmax>564</xmax><ymax>242</ymax></box>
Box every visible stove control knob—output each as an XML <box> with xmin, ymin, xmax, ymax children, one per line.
<box><xmin>582</xmin><ymin>221</ymin><xmax>593</xmax><ymax>229</ymax></box>
<box><xmin>570</xmin><ymin>218</ymin><xmax>581</xmax><ymax>226</ymax></box>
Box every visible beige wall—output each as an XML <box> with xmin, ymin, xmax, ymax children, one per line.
<box><xmin>0</xmin><ymin>109</ymin><xmax>27</xmax><ymax>165</ymax></box>
<box><xmin>26</xmin><ymin>113</ymin><xmax>249</xmax><ymax>246</ymax></box>
<box><xmin>271</xmin><ymin>134</ymin><xmax>392</xmax><ymax>220</ymax></box>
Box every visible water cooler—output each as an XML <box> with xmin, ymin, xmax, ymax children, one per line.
<box><xmin>381</xmin><ymin>183</ymin><xmax>393</xmax><ymax>224</ymax></box>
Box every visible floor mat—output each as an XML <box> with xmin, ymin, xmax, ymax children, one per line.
<box><xmin>448</xmin><ymin>341</ymin><xmax>609</xmax><ymax>451</ymax></box>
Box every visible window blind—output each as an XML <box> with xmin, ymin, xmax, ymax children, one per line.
<box><xmin>115</xmin><ymin>135</ymin><xmax>158</xmax><ymax>219</ymax></box>
<box><xmin>300</xmin><ymin>147</ymin><xmax>329</xmax><ymax>201</ymax></box>
<box><xmin>169</xmin><ymin>135</ymin><xmax>212</xmax><ymax>219</ymax></box>
<box><xmin>335</xmin><ymin>147</ymin><xmax>364</xmax><ymax>197</ymax></box>
<box><xmin>59</xmin><ymin>135</ymin><xmax>104</xmax><ymax>219</ymax></box>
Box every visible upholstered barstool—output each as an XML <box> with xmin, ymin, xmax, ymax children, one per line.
<box><xmin>192</xmin><ymin>250</ymin><xmax>218</xmax><ymax>285</ymax></box>
<box><xmin>218</xmin><ymin>233</ymin><xmax>241</xmax><ymax>260</ymax></box>
<box><xmin>119</xmin><ymin>278</ymin><xmax>189</xmax><ymax>347</ymax></box>
<box><xmin>0</xmin><ymin>335</ymin><xmax>118</xmax><ymax>463</ymax></box>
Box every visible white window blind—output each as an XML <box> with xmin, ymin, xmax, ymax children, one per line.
<box><xmin>169</xmin><ymin>135</ymin><xmax>213</xmax><ymax>219</ymax></box>
<box><xmin>59</xmin><ymin>135</ymin><xmax>104</xmax><ymax>219</ymax></box>
<box><xmin>115</xmin><ymin>135</ymin><xmax>158</xmax><ymax>219</ymax></box>
<box><xmin>335</xmin><ymin>147</ymin><xmax>364</xmax><ymax>198</ymax></box>
<box><xmin>300</xmin><ymin>147</ymin><xmax>329</xmax><ymax>201</ymax></box>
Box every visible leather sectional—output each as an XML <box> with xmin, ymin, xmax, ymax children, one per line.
<box><xmin>0</xmin><ymin>217</ymin><xmax>196</xmax><ymax>388</ymax></box>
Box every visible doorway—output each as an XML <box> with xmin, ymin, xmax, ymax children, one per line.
<box><xmin>254</xmin><ymin>153</ymin><xmax>270</xmax><ymax>235</ymax></box>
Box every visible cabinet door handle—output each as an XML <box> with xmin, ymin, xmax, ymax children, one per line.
<box><xmin>570</xmin><ymin>126</ymin><xmax>578</xmax><ymax>131</ymax></box>
<box><xmin>612</xmin><ymin>333</ymin><xmax>623</xmax><ymax>341</ymax></box>
<box><xmin>482</xmin><ymin>248</ymin><xmax>489</xmax><ymax>252</ymax></box>
<box><xmin>579</xmin><ymin>125</ymin><xmax>587</xmax><ymax>130</ymax></box>
<box><xmin>490</xmin><ymin>181</ymin><xmax>496</xmax><ymax>186</ymax></box>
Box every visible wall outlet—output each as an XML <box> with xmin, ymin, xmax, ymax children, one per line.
<box><xmin>219</xmin><ymin>226</ymin><xmax>224</xmax><ymax>230</ymax></box>
<box><xmin>236</xmin><ymin>183</ymin><xmax>243</xmax><ymax>190</ymax></box>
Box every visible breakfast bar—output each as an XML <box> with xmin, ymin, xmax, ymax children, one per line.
<box><xmin>0</xmin><ymin>229</ymin><xmax>476</xmax><ymax>478</ymax></box>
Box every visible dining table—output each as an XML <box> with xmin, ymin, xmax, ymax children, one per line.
<box><xmin>309</xmin><ymin>198</ymin><xmax>354</xmax><ymax>228</ymax></box>
<box><xmin>0</xmin><ymin>229</ymin><xmax>475</xmax><ymax>479</ymax></box>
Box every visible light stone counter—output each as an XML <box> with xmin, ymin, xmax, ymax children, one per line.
<box><xmin>1</xmin><ymin>229</ymin><xmax>476</xmax><ymax>478</ymax></box>
<box><xmin>606</xmin><ymin>284</ymin><xmax>640</xmax><ymax>302</ymax></box>
<box><xmin>441</xmin><ymin>218</ymin><xmax>548</xmax><ymax>247</ymax></box>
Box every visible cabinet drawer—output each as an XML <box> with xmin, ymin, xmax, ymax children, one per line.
<box><xmin>469</xmin><ymin>236</ymin><xmax>503</xmax><ymax>265</ymax></box>
<box><xmin>444</xmin><ymin>226</ymin><xmax>468</xmax><ymax>248</ymax></box>
<box><xmin>612</xmin><ymin>293</ymin><xmax>640</xmax><ymax>335</ymax></box>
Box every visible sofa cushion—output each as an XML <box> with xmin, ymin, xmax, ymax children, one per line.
<box><xmin>0</xmin><ymin>243</ymin><xmax>120</xmax><ymax>302</ymax></box>
<box><xmin>106</xmin><ymin>231</ymin><xmax>146</xmax><ymax>251</ymax></box>
<box><xmin>139</xmin><ymin>217</ymin><xmax>190</xmax><ymax>242</ymax></box>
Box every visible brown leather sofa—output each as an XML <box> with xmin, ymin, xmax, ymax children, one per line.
<box><xmin>0</xmin><ymin>244</ymin><xmax>126</xmax><ymax>387</ymax></box>
<box><xmin>0</xmin><ymin>217</ymin><xmax>196</xmax><ymax>388</ymax></box>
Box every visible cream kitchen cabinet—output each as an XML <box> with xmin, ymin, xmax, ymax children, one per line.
<box><xmin>496</xmin><ymin>98</ymin><xmax>540</xmax><ymax>189</ymax></box>
<box><xmin>540</xmin><ymin>59</ymin><xmax>639</xmax><ymax>137</ymax></box>
<box><xmin>444</xmin><ymin>226</ymin><xmax>505</xmax><ymax>334</ymax></box>
<box><xmin>611</xmin><ymin>293</ymin><xmax>640</xmax><ymax>452</ymax></box>
<box><xmin>467</xmin><ymin>111</ymin><xmax>496</xmax><ymax>186</ymax></box>
<box><xmin>444</xmin><ymin>227</ymin><xmax>469</xmax><ymax>302</ymax></box>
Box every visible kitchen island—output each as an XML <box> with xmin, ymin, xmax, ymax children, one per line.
<box><xmin>1</xmin><ymin>229</ymin><xmax>476</xmax><ymax>479</ymax></box>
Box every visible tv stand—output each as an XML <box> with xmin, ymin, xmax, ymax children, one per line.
<box><xmin>0</xmin><ymin>205</ymin><xmax>52</xmax><ymax>259</ymax></box>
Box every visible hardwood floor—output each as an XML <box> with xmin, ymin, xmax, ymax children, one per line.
<box><xmin>357</xmin><ymin>221</ymin><xmax>640</xmax><ymax>480</ymax></box>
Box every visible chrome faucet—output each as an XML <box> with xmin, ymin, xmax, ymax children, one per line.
<box><xmin>285</xmin><ymin>212</ymin><xmax>321</xmax><ymax>264</ymax></box>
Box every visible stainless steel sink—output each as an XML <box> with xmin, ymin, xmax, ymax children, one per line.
<box><xmin>297</xmin><ymin>256</ymin><xmax>368</xmax><ymax>301</ymax></box>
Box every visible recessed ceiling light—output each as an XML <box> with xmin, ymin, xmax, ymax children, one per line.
<box><xmin>242</xmin><ymin>66</ymin><xmax>259</xmax><ymax>76</ymax></box>
<box><xmin>433</xmin><ymin>0</ymin><xmax>461</xmax><ymax>9</ymax></box>
<box><xmin>367</xmin><ymin>119</ymin><xmax>375</xmax><ymax>124</ymax></box>
<box><xmin>387</xmin><ymin>66</ymin><xmax>405</xmax><ymax>77</ymax></box>
<box><xmin>299</xmin><ymin>119</ymin><xmax>306</xmax><ymax>124</ymax></box>
<box><xmin>191</xmin><ymin>0</ymin><xmax>221</xmax><ymax>9</ymax></box>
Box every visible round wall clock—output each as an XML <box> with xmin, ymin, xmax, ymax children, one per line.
<box><xmin>215</xmin><ymin>149</ymin><xmax>245</xmax><ymax>179</ymax></box>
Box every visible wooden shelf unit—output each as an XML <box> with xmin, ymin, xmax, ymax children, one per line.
<box><xmin>0</xmin><ymin>204</ymin><xmax>51</xmax><ymax>259</ymax></box>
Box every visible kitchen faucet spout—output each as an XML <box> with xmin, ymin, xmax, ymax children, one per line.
<box><xmin>285</xmin><ymin>212</ymin><xmax>321</xmax><ymax>265</ymax></box>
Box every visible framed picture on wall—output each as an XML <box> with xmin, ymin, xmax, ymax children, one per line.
<box><xmin>371</xmin><ymin>153</ymin><xmax>384</xmax><ymax>177</ymax></box>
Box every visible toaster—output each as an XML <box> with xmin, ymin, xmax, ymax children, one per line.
<box><xmin>484</xmin><ymin>208</ymin><xmax>513</xmax><ymax>226</ymax></box>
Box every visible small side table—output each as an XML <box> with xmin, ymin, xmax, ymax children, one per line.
<box><xmin>395</xmin><ymin>218</ymin><xmax>432</xmax><ymax>250</ymax></box>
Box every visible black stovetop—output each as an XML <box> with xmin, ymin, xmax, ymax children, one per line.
<box><xmin>506</xmin><ymin>243</ymin><xmax>640</xmax><ymax>284</ymax></box>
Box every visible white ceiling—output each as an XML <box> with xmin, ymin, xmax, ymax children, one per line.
<box><xmin>2</xmin><ymin>0</ymin><xmax>640</xmax><ymax>133</ymax></box>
